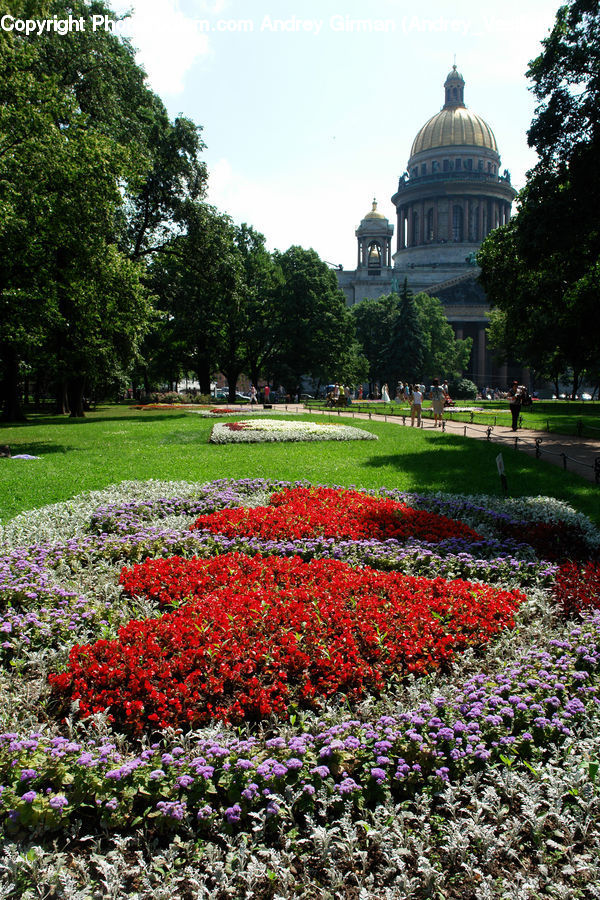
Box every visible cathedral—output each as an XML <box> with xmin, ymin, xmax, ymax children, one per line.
<box><xmin>337</xmin><ymin>66</ymin><xmax>522</xmax><ymax>387</ymax></box>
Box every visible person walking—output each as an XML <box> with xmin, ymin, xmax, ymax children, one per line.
<box><xmin>430</xmin><ymin>378</ymin><xmax>445</xmax><ymax>428</ymax></box>
<box><xmin>508</xmin><ymin>379</ymin><xmax>527</xmax><ymax>431</ymax></box>
<box><xmin>410</xmin><ymin>383</ymin><xmax>422</xmax><ymax>427</ymax></box>
<box><xmin>250</xmin><ymin>385</ymin><xmax>258</xmax><ymax>405</ymax></box>
<box><xmin>382</xmin><ymin>383</ymin><xmax>390</xmax><ymax>403</ymax></box>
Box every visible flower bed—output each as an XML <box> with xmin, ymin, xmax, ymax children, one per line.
<box><xmin>50</xmin><ymin>554</ymin><xmax>523</xmax><ymax>731</ymax></box>
<box><xmin>209</xmin><ymin>419</ymin><xmax>377</xmax><ymax>443</ymax></box>
<box><xmin>1</xmin><ymin>479</ymin><xmax>600</xmax><ymax>896</ymax></box>
<box><xmin>190</xmin><ymin>485</ymin><xmax>482</xmax><ymax>543</ymax></box>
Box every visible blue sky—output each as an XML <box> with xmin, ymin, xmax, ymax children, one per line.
<box><xmin>110</xmin><ymin>0</ymin><xmax>559</xmax><ymax>268</ymax></box>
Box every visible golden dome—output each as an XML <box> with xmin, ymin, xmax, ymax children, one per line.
<box><xmin>363</xmin><ymin>198</ymin><xmax>386</xmax><ymax>220</ymax></box>
<box><xmin>410</xmin><ymin>106</ymin><xmax>498</xmax><ymax>157</ymax></box>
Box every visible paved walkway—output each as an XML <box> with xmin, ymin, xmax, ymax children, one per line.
<box><xmin>251</xmin><ymin>403</ymin><xmax>600</xmax><ymax>484</ymax></box>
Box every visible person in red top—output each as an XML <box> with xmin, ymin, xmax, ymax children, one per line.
<box><xmin>263</xmin><ymin>384</ymin><xmax>270</xmax><ymax>403</ymax></box>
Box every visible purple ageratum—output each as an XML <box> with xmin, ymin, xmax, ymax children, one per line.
<box><xmin>224</xmin><ymin>803</ymin><xmax>242</xmax><ymax>824</ymax></box>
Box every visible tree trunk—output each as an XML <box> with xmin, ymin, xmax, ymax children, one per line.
<box><xmin>1</xmin><ymin>346</ymin><xmax>26</xmax><ymax>422</ymax></box>
<box><xmin>197</xmin><ymin>359</ymin><xmax>211</xmax><ymax>395</ymax></box>
<box><xmin>55</xmin><ymin>381</ymin><xmax>70</xmax><ymax>415</ymax></box>
<box><xmin>68</xmin><ymin>376</ymin><xmax>86</xmax><ymax>418</ymax></box>
<box><xmin>226</xmin><ymin>370</ymin><xmax>240</xmax><ymax>404</ymax></box>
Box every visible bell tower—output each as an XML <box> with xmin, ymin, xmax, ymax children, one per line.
<box><xmin>355</xmin><ymin>199</ymin><xmax>394</xmax><ymax>275</ymax></box>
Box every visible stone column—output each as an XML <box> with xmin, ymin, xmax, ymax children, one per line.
<box><xmin>478</xmin><ymin>327</ymin><xmax>487</xmax><ymax>385</ymax></box>
<box><xmin>420</xmin><ymin>201</ymin><xmax>425</xmax><ymax>245</ymax></box>
<box><xmin>478</xmin><ymin>199</ymin><xmax>484</xmax><ymax>241</ymax></box>
<box><xmin>407</xmin><ymin>207</ymin><xmax>413</xmax><ymax>248</ymax></box>
<box><xmin>499</xmin><ymin>363</ymin><xmax>508</xmax><ymax>389</ymax></box>
<box><xmin>433</xmin><ymin>201</ymin><xmax>439</xmax><ymax>242</ymax></box>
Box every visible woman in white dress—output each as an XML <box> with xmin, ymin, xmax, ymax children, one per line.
<box><xmin>381</xmin><ymin>383</ymin><xmax>390</xmax><ymax>403</ymax></box>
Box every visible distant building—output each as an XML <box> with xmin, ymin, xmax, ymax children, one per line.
<box><xmin>337</xmin><ymin>66</ymin><xmax>525</xmax><ymax>387</ymax></box>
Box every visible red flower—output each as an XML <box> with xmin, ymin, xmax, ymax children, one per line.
<box><xmin>49</xmin><ymin>554</ymin><xmax>523</xmax><ymax>733</ymax></box>
<box><xmin>190</xmin><ymin>486</ymin><xmax>482</xmax><ymax>543</ymax></box>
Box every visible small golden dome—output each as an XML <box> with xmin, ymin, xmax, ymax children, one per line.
<box><xmin>410</xmin><ymin>106</ymin><xmax>498</xmax><ymax>157</ymax></box>
<box><xmin>364</xmin><ymin>198</ymin><xmax>386</xmax><ymax>220</ymax></box>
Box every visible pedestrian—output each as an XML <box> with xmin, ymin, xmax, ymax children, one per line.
<box><xmin>508</xmin><ymin>379</ymin><xmax>528</xmax><ymax>431</ymax></box>
<box><xmin>429</xmin><ymin>378</ymin><xmax>445</xmax><ymax>428</ymax></box>
<box><xmin>358</xmin><ymin>385</ymin><xmax>363</xmax><ymax>400</ymax></box>
<box><xmin>250</xmin><ymin>385</ymin><xmax>258</xmax><ymax>405</ymax></box>
<box><xmin>264</xmin><ymin>384</ymin><xmax>270</xmax><ymax>404</ymax></box>
<box><xmin>382</xmin><ymin>382</ymin><xmax>390</xmax><ymax>403</ymax></box>
<box><xmin>410</xmin><ymin>383</ymin><xmax>422</xmax><ymax>427</ymax></box>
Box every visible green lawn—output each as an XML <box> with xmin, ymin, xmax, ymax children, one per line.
<box><xmin>1</xmin><ymin>404</ymin><xmax>599</xmax><ymax>524</ymax></box>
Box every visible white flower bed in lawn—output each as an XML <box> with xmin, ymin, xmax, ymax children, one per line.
<box><xmin>209</xmin><ymin>419</ymin><xmax>378</xmax><ymax>443</ymax></box>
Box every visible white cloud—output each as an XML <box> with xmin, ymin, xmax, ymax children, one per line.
<box><xmin>206</xmin><ymin>158</ymin><xmax>392</xmax><ymax>267</ymax></box>
<box><xmin>111</xmin><ymin>0</ymin><xmax>210</xmax><ymax>95</ymax></box>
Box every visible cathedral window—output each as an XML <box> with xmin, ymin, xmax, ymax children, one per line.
<box><xmin>465</xmin><ymin>158</ymin><xmax>473</xmax><ymax>170</ymax></box>
<box><xmin>443</xmin><ymin>159</ymin><xmax>450</xmax><ymax>172</ymax></box>
<box><xmin>452</xmin><ymin>205</ymin><xmax>464</xmax><ymax>242</ymax></box>
<box><xmin>432</xmin><ymin>160</ymin><xmax>439</xmax><ymax>173</ymax></box>
<box><xmin>421</xmin><ymin>163</ymin><xmax>427</xmax><ymax>175</ymax></box>
<box><xmin>478</xmin><ymin>159</ymin><xmax>484</xmax><ymax>171</ymax></box>
<box><xmin>456</xmin><ymin>158</ymin><xmax>462</xmax><ymax>170</ymax></box>
<box><xmin>412</xmin><ymin>213</ymin><xmax>419</xmax><ymax>246</ymax></box>
<box><xmin>426</xmin><ymin>208</ymin><xmax>434</xmax><ymax>242</ymax></box>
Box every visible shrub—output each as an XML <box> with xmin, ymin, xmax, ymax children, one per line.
<box><xmin>553</xmin><ymin>560</ymin><xmax>600</xmax><ymax>616</ymax></box>
<box><xmin>448</xmin><ymin>378</ymin><xmax>478</xmax><ymax>400</ymax></box>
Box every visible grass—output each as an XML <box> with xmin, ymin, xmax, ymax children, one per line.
<box><xmin>1</xmin><ymin>403</ymin><xmax>599</xmax><ymax>524</ymax></box>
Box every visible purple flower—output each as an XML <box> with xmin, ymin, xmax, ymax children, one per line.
<box><xmin>336</xmin><ymin>777</ymin><xmax>360</xmax><ymax>795</ymax></box>
<box><xmin>224</xmin><ymin>803</ymin><xmax>242</xmax><ymax>824</ymax></box>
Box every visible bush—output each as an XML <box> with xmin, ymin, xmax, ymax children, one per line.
<box><xmin>449</xmin><ymin>378</ymin><xmax>478</xmax><ymax>400</ymax></box>
<box><xmin>140</xmin><ymin>392</ymin><xmax>202</xmax><ymax>405</ymax></box>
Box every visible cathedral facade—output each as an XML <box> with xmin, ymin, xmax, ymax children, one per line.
<box><xmin>337</xmin><ymin>67</ymin><xmax>521</xmax><ymax>388</ymax></box>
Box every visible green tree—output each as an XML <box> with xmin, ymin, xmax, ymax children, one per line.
<box><xmin>271</xmin><ymin>247</ymin><xmax>355</xmax><ymax>393</ymax></box>
<box><xmin>148</xmin><ymin>205</ymin><xmax>243</xmax><ymax>398</ymax></box>
<box><xmin>415</xmin><ymin>293</ymin><xmax>472</xmax><ymax>380</ymax></box>
<box><xmin>352</xmin><ymin>287</ymin><xmax>427</xmax><ymax>388</ymax></box>
<box><xmin>478</xmin><ymin>0</ymin><xmax>600</xmax><ymax>398</ymax></box>
<box><xmin>0</xmin><ymin>0</ymin><xmax>206</xmax><ymax>418</ymax></box>
<box><xmin>236</xmin><ymin>225</ymin><xmax>284</xmax><ymax>389</ymax></box>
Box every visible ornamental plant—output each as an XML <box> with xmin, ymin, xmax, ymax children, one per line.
<box><xmin>49</xmin><ymin>554</ymin><xmax>524</xmax><ymax>733</ymax></box>
<box><xmin>190</xmin><ymin>486</ymin><xmax>483</xmax><ymax>544</ymax></box>
<box><xmin>553</xmin><ymin>560</ymin><xmax>600</xmax><ymax>616</ymax></box>
<box><xmin>497</xmin><ymin>518</ymin><xmax>593</xmax><ymax>562</ymax></box>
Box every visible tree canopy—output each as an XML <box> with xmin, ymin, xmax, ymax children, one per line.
<box><xmin>0</xmin><ymin>1</ymin><xmax>206</xmax><ymax>418</ymax></box>
<box><xmin>352</xmin><ymin>288</ymin><xmax>469</xmax><ymax>388</ymax></box>
<box><xmin>478</xmin><ymin>0</ymin><xmax>600</xmax><ymax>396</ymax></box>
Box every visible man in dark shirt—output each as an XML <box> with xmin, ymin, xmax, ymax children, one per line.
<box><xmin>508</xmin><ymin>380</ymin><xmax>525</xmax><ymax>431</ymax></box>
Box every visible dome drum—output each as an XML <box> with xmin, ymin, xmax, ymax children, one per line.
<box><xmin>392</xmin><ymin>68</ymin><xmax>516</xmax><ymax>258</ymax></box>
